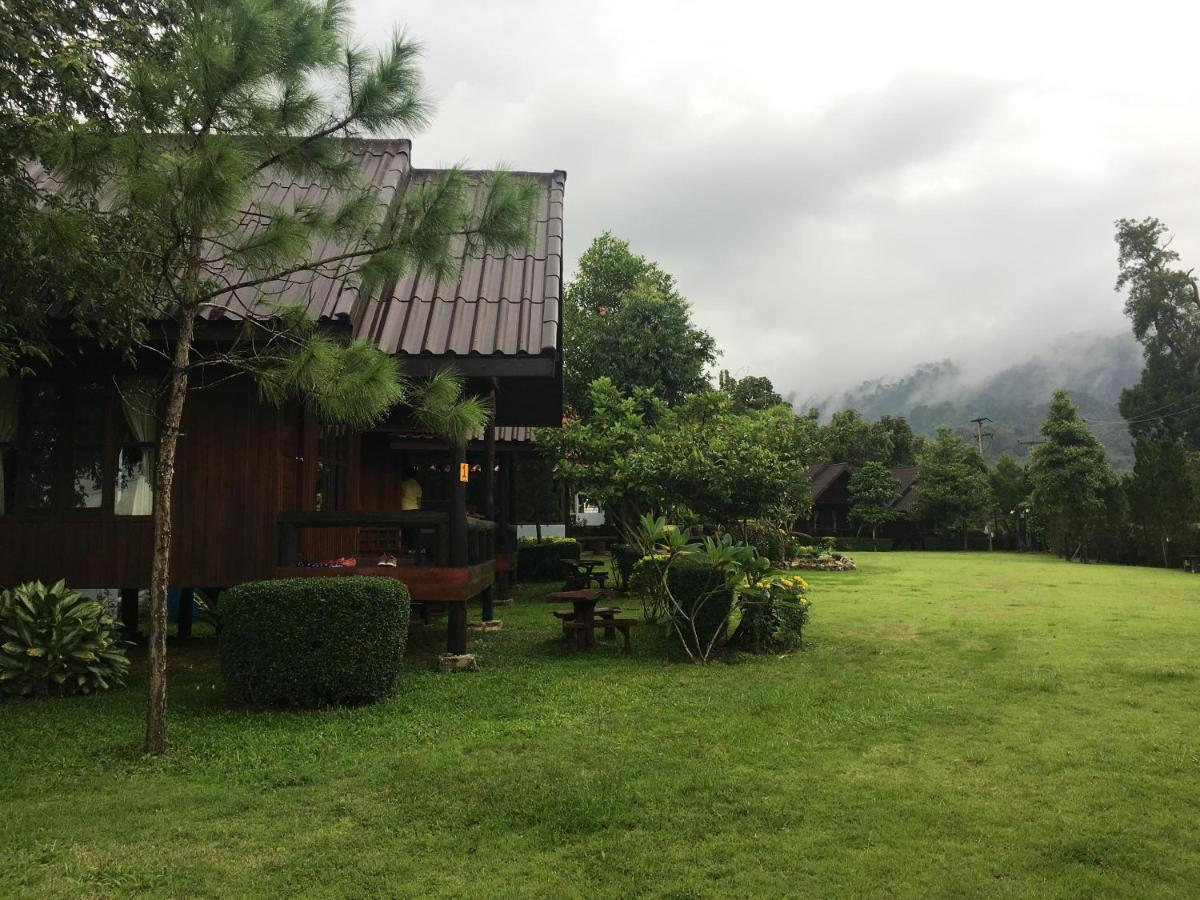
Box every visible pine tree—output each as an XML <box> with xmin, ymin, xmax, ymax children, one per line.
<box><xmin>1027</xmin><ymin>389</ymin><xmax>1116</xmax><ymax>562</ymax></box>
<box><xmin>39</xmin><ymin>0</ymin><xmax>537</xmax><ymax>753</ymax></box>
<box><xmin>914</xmin><ymin>426</ymin><xmax>990</xmax><ymax>549</ymax></box>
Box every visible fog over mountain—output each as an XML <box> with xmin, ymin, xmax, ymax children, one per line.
<box><xmin>805</xmin><ymin>330</ymin><xmax>1143</xmax><ymax>468</ymax></box>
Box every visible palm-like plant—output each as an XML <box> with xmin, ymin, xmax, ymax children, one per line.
<box><xmin>0</xmin><ymin>581</ymin><xmax>130</xmax><ymax>697</ymax></box>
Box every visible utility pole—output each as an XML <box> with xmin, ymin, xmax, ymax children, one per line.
<box><xmin>969</xmin><ymin>416</ymin><xmax>994</xmax><ymax>455</ymax></box>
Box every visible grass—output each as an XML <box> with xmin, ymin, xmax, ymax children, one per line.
<box><xmin>3</xmin><ymin>552</ymin><xmax>1200</xmax><ymax>898</ymax></box>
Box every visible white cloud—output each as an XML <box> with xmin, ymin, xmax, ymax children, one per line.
<box><xmin>352</xmin><ymin>0</ymin><xmax>1200</xmax><ymax>395</ymax></box>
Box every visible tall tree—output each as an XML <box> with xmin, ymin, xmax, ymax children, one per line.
<box><xmin>848</xmin><ymin>461</ymin><xmax>901</xmax><ymax>549</ymax></box>
<box><xmin>878</xmin><ymin>415</ymin><xmax>923</xmax><ymax>466</ymax></box>
<box><xmin>1027</xmin><ymin>389</ymin><xmax>1116</xmax><ymax>562</ymax></box>
<box><xmin>914</xmin><ymin>426</ymin><xmax>991</xmax><ymax>549</ymax></box>
<box><xmin>989</xmin><ymin>452</ymin><xmax>1028</xmax><ymax>549</ymax></box>
<box><xmin>1127</xmin><ymin>435</ymin><xmax>1195</xmax><ymax>567</ymax></box>
<box><xmin>1114</xmin><ymin>218</ymin><xmax>1200</xmax><ymax>449</ymax></box>
<box><xmin>819</xmin><ymin>408</ymin><xmax>893</xmax><ymax>467</ymax></box>
<box><xmin>41</xmin><ymin>0</ymin><xmax>536</xmax><ymax>753</ymax></box>
<box><xmin>563</xmin><ymin>233</ymin><xmax>717</xmax><ymax>413</ymax></box>
<box><xmin>718</xmin><ymin>370</ymin><xmax>784</xmax><ymax>412</ymax></box>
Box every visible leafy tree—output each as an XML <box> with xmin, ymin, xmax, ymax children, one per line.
<box><xmin>0</xmin><ymin>0</ymin><xmax>179</xmax><ymax>376</ymax></box>
<box><xmin>915</xmin><ymin>426</ymin><xmax>991</xmax><ymax>549</ymax></box>
<box><xmin>848</xmin><ymin>462</ymin><xmax>901</xmax><ymax>549</ymax></box>
<box><xmin>39</xmin><ymin>0</ymin><xmax>536</xmax><ymax>752</ymax></box>
<box><xmin>989</xmin><ymin>452</ymin><xmax>1028</xmax><ymax>549</ymax></box>
<box><xmin>718</xmin><ymin>370</ymin><xmax>784</xmax><ymax>412</ymax></box>
<box><xmin>541</xmin><ymin>380</ymin><xmax>819</xmax><ymax>538</ymax></box>
<box><xmin>819</xmin><ymin>408</ymin><xmax>893</xmax><ymax>467</ymax></box>
<box><xmin>878</xmin><ymin>415</ymin><xmax>923</xmax><ymax>466</ymax></box>
<box><xmin>563</xmin><ymin>233</ymin><xmax>717</xmax><ymax>413</ymax></box>
<box><xmin>662</xmin><ymin>393</ymin><xmax>817</xmax><ymax>534</ymax></box>
<box><xmin>1027</xmin><ymin>390</ymin><xmax>1116</xmax><ymax>562</ymax></box>
<box><xmin>1128</xmin><ymin>435</ymin><xmax>1196</xmax><ymax>567</ymax></box>
<box><xmin>1113</xmin><ymin>218</ymin><xmax>1200</xmax><ymax>449</ymax></box>
<box><xmin>537</xmin><ymin>378</ymin><xmax>669</xmax><ymax>537</ymax></box>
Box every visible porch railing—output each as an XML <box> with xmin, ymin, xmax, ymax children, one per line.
<box><xmin>277</xmin><ymin>511</ymin><xmax>495</xmax><ymax>568</ymax></box>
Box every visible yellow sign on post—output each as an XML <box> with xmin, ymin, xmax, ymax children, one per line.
<box><xmin>459</xmin><ymin>462</ymin><xmax>469</xmax><ymax>483</ymax></box>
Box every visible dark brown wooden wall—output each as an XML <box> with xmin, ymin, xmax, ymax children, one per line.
<box><xmin>0</xmin><ymin>378</ymin><xmax>288</xmax><ymax>589</ymax></box>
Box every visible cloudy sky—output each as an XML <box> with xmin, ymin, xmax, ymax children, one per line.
<box><xmin>354</xmin><ymin>0</ymin><xmax>1200</xmax><ymax>399</ymax></box>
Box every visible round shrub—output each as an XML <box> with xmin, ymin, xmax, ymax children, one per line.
<box><xmin>0</xmin><ymin>580</ymin><xmax>130</xmax><ymax>698</ymax></box>
<box><xmin>220</xmin><ymin>577</ymin><xmax>410</xmax><ymax>708</ymax></box>
<box><xmin>516</xmin><ymin>537</ymin><xmax>581</xmax><ymax>580</ymax></box>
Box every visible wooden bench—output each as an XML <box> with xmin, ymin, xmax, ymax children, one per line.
<box><xmin>562</xmin><ymin>618</ymin><xmax>638</xmax><ymax>653</ymax></box>
<box><xmin>553</xmin><ymin>606</ymin><xmax>622</xmax><ymax>639</ymax></box>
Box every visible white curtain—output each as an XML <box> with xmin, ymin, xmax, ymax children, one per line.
<box><xmin>0</xmin><ymin>380</ymin><xmax>16</xmax><ymax>515</ymax></box>
<box><xmin>115</xmin><ymin>377</ymin><xmax>158</xmax><ymax>516</ymax></box>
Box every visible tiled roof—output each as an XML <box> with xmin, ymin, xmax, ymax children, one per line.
<box><xmin>200</xmin><ymin>140</ymin><xmax>412</xmax><ymax>325</ymax></box>
<box><xmin>33</xmin><ymin>138</ymin><xmax>564</xmax><ymax>361</ymax></box>
<box><xmin>359</xmin><ymin>169</ymin><xmax>564</xmax><ymax>358</ymax></box>
<box><xmin>805</xmin><ymin>463</ymin><xmax>851</xmax><ymax>501</ymax></box>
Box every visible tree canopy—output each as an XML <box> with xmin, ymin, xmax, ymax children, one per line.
<box><xmin>914</xmin><ymin>426</ymin><xmax>991</xmax><ymax>548</ymax></box>
<box><xmin>718</xmin><ymin>371</ymin><xmax>784</xmax><ymax>413</ymax></box>
<box><xmin>540</xmin><ymin>378</ymin><xmax>817</xmax><ymax>537</ymax></box>
<box><xmin>847</xmin><ymin>462</ymin><xmax>901</xmax><ymax>546</ymax></box>
<box><xmin>1113</xmin><ymin>217</ymin><xmax>1200</xmax><ymax>449</ymax></box>
<box><xmin>1027</xmin><ymin>389</ymin><xmax>1116</xmax><ymax>561</ymax></box>
<box><xmin>818</xmin><ymin>408</ymin><xmax>894</xmax><ymax>467</ymax></box>
<box><xmin>563</xmin><ymin>233</ymin><xmax>717</xmax><ymax>413</ymax></box>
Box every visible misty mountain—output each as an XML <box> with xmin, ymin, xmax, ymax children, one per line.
<box><xmin>808</xmin><ymin>331</ymin><xmax>1144</xmax><ymax>469</ymax></box>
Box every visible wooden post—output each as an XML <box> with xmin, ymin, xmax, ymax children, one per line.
<box><xmin>481</xmin><ymin>420</ymin><xmax>497</xmax><ymax>621</ymax></box>
<box><xmin>483</xmin><ymin>418</ymin><xmax>496</xmax><ymax>520</ymax></box>
<box><xmin>120</xmin><ymin>588</ymin><xmax>140</xmax><ymax>642</ymax></box>
<box><xmin>448</xmin><ymin>443</ymin><xmax>469</xmax><ymax>653</ymax></box>
<box><xmin>178</xmin><ymin>587</ymin><xmax>193</xmax><ymax>639</ymax></box>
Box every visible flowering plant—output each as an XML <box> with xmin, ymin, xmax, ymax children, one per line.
<box><xmin>733</xmin><ymin>573</ymin><xmax>811</xmax><ymax>653</ymax></box>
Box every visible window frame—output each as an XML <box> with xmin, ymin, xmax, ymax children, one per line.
<box><xmin>3</xmin><ymin>376</ymin><xmax>153</xmax><ymax>519</ymax></box>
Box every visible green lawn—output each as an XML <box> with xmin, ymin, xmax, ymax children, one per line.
<box><xmin>3</xmin><ymin>553</ymin><xmax>1199</xmax><ymax>898</ymax></box>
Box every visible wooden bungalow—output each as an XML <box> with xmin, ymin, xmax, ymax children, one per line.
<box><xmin>798</xmin><ymin>462</ymin><xmax>921</xmax><ymax>545</ymax></box>
<box><xmin>0</xmin><ymin>139</ymin><xmax>566</xmax><ymax>655</ymax></box>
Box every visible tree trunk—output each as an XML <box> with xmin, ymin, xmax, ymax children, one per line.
<box><xmin>145</xmin><ymin>307</ymin><xmax>195</xmax><ymax>754</ymax></box>
<box><xmin>962</xmin><ymin>523</ymin><xmax>968</xmax><ymax>551</ymax></box>
<box><xmin>1161</xmin><ymin>536</ymin><xmax>1169</xmax><ymax>569</ymax></box>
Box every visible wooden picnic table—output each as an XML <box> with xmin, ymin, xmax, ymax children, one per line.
<box><xmin>1183</xmin><ymin>554</ymin><xmax>1200</xmax><ymax>574</ymax></box>
<box><xmin>546</xmin><ymin>589</ymin><xmax>605</xmax><ymax>648</ymax></box>
<box><xmin>561</xmin><ymin>558</ymin><xmax>608</xmax><ymax>590</ymax></box>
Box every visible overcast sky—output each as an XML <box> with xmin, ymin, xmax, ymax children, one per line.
<box><xmin>353</xmin><ymin>0</ymin><xmax>1200</xmax><ymax>398</ymax></box>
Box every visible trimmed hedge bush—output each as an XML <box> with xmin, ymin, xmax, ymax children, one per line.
<box><xmin>220</xmin><ymin>577</ymin><xmax>410</xmax><ymax>708</ymax></box>
<box><xmin>517</xmin><ymin>537</ymin><xmax>581</xmax><ymax>580</ymax></box>
<box><xmin>836</xmin><ymin>536</ymin><xmax>894</xmax><ymax>552</ymax></box>
<box><xmin>666</xmin><ymin>558</ymin><xmax>733</xmax><ymax>657</ymax></box>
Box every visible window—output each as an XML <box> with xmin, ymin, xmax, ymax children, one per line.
<box><xmin>70</xmin><ymin>382</ymin><xmax>106</xmax><ymax>509</ymax></box>
<box><xmin>114</xmin><ymin>378</ymin><xmax>157</xmax><ymax>516</ymax></box>
<box><xmin>22</xmin><ymin>382</ymin><xmax>63</xmax><ymax>510</ymax></box>
<box><xmin>1</xmin><ymin>375</ymin><xmax>158</xmax><ymax>517</ymax></box>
